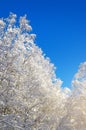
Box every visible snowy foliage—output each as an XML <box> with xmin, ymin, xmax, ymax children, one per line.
<box><xmin>0</xmin><ymin>13</ymin><xmax>86</xmax><ymax>130</ymax></box>
<box><xmin>0</xmin><ymin>13</ymin><xmax>67</xmax><ymax>130</ymax></box>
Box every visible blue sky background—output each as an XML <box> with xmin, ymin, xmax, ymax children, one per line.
<box><xmin>0</xmin><ymin>0</ymin><xmax>86</xmax><ymax>87</ymax></box>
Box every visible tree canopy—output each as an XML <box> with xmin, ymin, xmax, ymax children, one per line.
<box><xmin>0</xmin><ymin>13</ymin><xmax>86</xmax><ymax>130</ymax></box>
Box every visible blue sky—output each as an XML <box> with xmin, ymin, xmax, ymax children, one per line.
<box><xmin>0</xmin><ymin>0</ymin><xmax>86</xmax><ymax>87</ymax></box>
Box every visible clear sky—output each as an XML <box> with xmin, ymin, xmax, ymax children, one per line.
<box><xmin>0</xmin><ymin>0</ymin><xmax>86</xmax><ymax>87</ymax></box>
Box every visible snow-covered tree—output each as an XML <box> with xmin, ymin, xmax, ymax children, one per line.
<box><xmin>70</xmin><ymin>62</ymin><xmax>86</xmax><ymax>130</ymax></box>
<box><xmin>59</xmin><ymin>62</ymin><xmax>86</xmax><ymax>130</ymax></box>
<box><xmin>0</xmin><ymin>13</ymin><xmax>67</xmax><ymax>130</ymax></box>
